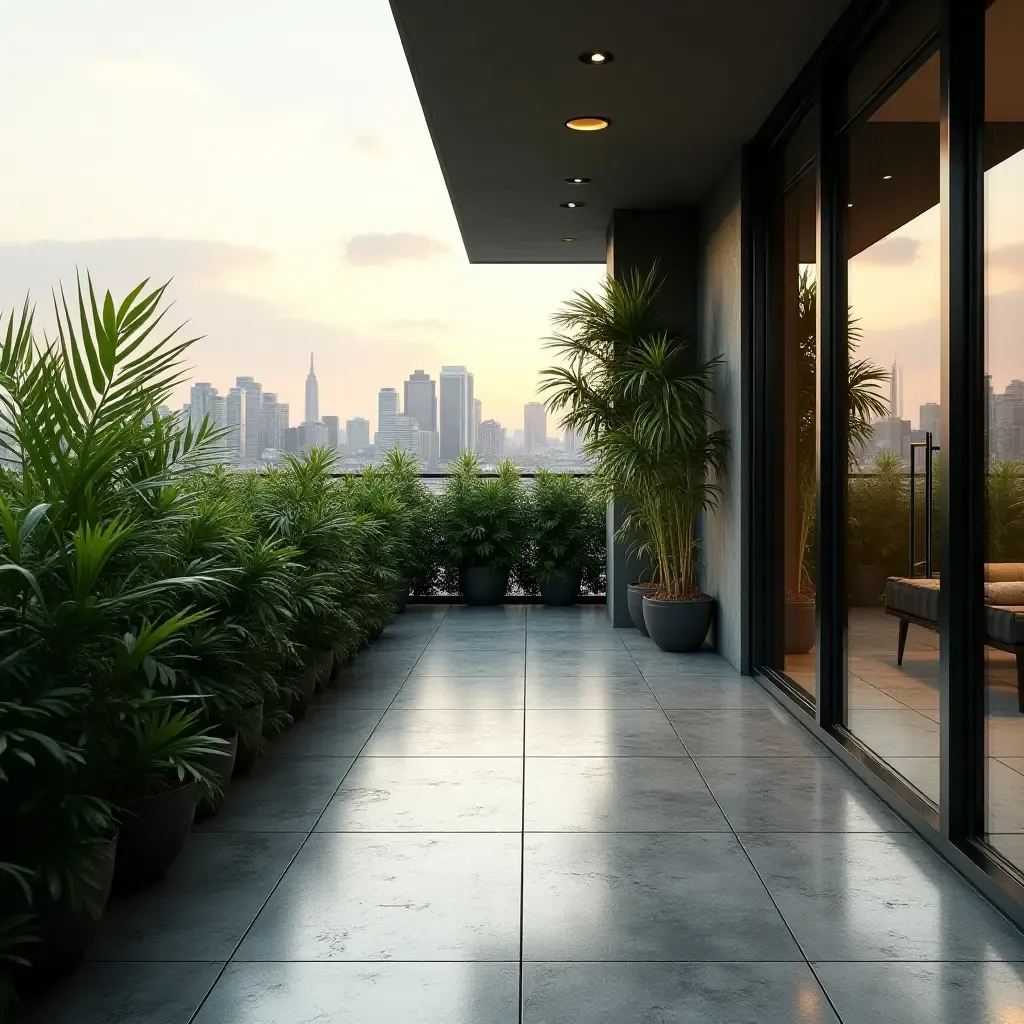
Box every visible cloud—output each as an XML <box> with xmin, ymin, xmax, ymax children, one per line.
<box><xmin>342</xmin><ymin>232</ymin><xmax>448</xmax><ymax>267</ymax></box>
<box><xmin>381</xmin><ymin>317</ymin><xmax>448</xmax><ymax>332</ymax></box>
<box><xmin>857</xmin><ymin>236</ymin><xmax>921</xmax><ymax>265</ymax></box>
<box><xmin>83</xmin><ymin>56</ymin><xmax>210</xmax><ymax>97</ymax></box>
<box><xmin>351</xmin><ymin>134</ymin><xmax>389</xmax><ymax>158</ymax></box>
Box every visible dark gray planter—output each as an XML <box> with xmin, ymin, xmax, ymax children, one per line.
<box><xmin>233</xmin><ymin>702</ymin><xmax>263</xmax><ymax>777</ymax></box>
<box><xmin>459</xmin><ymin>567</ymin><xmax>509</xmax><ymax>606</ymax></box>
<box><xmin>315</xmin><ymin>648</ymin><xmax>335</xmax><ymax>690</ymax></box>
<box><xmin>195</xmin><ymin>733</ymin><xmax>238</xmax><ymax>819</ymax></box>
<box><xmin>27</xmin><ymin>834</ymin><xmax>117</xmax><ymax>984</ymax></box>
<box><xmin>291</xmin><ymin>664</ymin><xmax>318</xmax><ymax>719</ymax></box>
<box><xmin>785</xmin><ymin>600</ymin><xmax>816</xmax><ymax>655</ymax></box>
<box><xmin>642</xmin><ymin>595</ymin><xmax>715</xmax><ymax>653</ymax></box>
<box><xmin>394</xmin><ymin>584</ymin><xmax>410</xmax><ymax>611</ymax></box>
<box><xmin>113</xmin><ymin>782</ymin><xmax>197</xmax><ymax>893</ymax></box>
<box><xmin>539</xmin><ymin>567</ymin><xmax>582</xmax><ymax>607</ymax></box>
<box><xmin>627</xmin><ymin>583</ymin><xmax>657</xmax><ymax>636</ymax></box>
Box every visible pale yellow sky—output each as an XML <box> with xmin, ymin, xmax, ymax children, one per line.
<box><xmin>0</xmin><ymin>0</ymin><xmax>603</xmax><ymax>433</ymax></box>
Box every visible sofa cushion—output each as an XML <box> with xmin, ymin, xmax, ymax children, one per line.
<box><xmin>986</xmin><ymin>582</ymin><xmax>1024</xmax><ymax>606</ymax></box>
<box><xmin>986</xmin><ymin>563</ymin><xmax>1024</xmax><ymax>583</ymax></box>
<box><xmin>886</xmin><ymin>577</ymin><xmax>940</xmax><ymax>622</ymax></box>
<box><xmin>986</xmin><ymin>606</ymin><xmax>1024</xmax><ymax>645</ymax></box>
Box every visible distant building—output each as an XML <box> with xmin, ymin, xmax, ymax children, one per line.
<box><xmin>564</xmin><ymin>425</ymin><xmax>580</xmax><ymax>458</ymax></box>
<box><xmin>236</xmin><ymin>376</ymin><xmax>263</xmax><ymax>462</ymax></box>
<box><xmin>226</xmin><ymin>387</ymin><xmax>245</xmax><ymax>463</ymax></box>
<box><xmin>376</xmin><ymin>387</ymin><xmax>400</xmax><ymax>445</ymax></box>
<box><xmin>473</xmin><ymin>398</ymin><xmax>482</xmax><ymax>452</ymax></box>
<box><xmin>188</xmin><ymin>382</ymin><xmax>227</xmax><ymax>435</ymax></box>
<box><xmin>283</xmin><ymin>426</ymin><xmax>299</xmax><ymax>454</ymax></box>
<box><xmin>418</xmin><ymin>429</ymin><xmax>440</xmax><ymax>467</ymax></box>
<box><xmin>478</xmin><ymin>418</ymin><xmax>505</xmax><ymax>462</ymax></box>
<box><xmin>323</xmin><ymin>415</ymin><xmax>340</xmax><ymax>450</ymax></box>
<box><xmin>261</xmin><ymin>392</ymin><xmax>282</xmax><ymax>453</ymax></box>
<box><xmin>919</xmin><ymin>402</ymin><xmax>941</xmax><ymax>446</ymax></box>
<box><xmin>524</xmin><ymin>402</ymin><xmax>547</xmax><ymax>452</ymax></box>
<box><xmin>404</xmin><ymin>370</ymin><xmax>437</xmax><ymax>433</ymax></box>
<box><xmin>376</xmin><ymin>413</ymin><xmax>419</xmax><ymax>457</ymax></box>
<box><xmin>346</xmin><ymin>416</ymin><xmax>371</xmax><ymax>452</ymax></box>
<box><xmin>299</xmin><ymin>420</ymin><xmax>328</xmax><ymax>452</ymax></box>
<box><xmin>440</xmin><ymin>365</ymin><xmax>474</xmax><ymax>461</ymax></box>
<box><xmin>305</xmin><ymin>352</ymin><xmax>319</xmax><ymax>425</ymax></box>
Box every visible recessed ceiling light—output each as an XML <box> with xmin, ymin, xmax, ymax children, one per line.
<box><xmin>565</xmin><ymin>176</ymin><xmax>591</xmax><ymax>184</ymax></box>
<box><xmin>560</xmin><ymin>237</ymin><xmax>577</xmax><ymax>243</ymax></box>
<box><xmin>565</xmin><ymin>116</ymin><xmax>609</xmax><ymax>132</ymax></box>
<box><xmin>579</xmin><ymin>51</ymin><xmax>613</xmax><ymax>65</ymax></box>
<box><xmin>560</xmin><ymin>201</ymin><xmax>585</xmax><ymax>209</ymax></box>
<box><xmin>882</xmin><ymin>174</ymin><xmax>893</xmax><ymax>180</ymax></box>
<box><xmin>847</xmin><ymin>202</ymin><xmax>854</xmax><ymax>208</ymax></box>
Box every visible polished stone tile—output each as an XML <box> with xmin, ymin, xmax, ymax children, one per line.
<box><xmin>743</xmin><ymin>831</ymin><xmax>1024</xmax><ymax>960</ymax></box>
<box><xmin>884</xmin><ymin>756</ymin><xmax>940</xmax><ymax>804</ymax></box>
<box><xmin>813</xmin><ymin>961</ymin><xmax>1024</xmax><ymax>1024</ymax></box>
<box><xmin>525</xmin><ymin>757</ymin><xmax>728</xmax><ymax>831</ymax></box>
<box><xmin>523</xmin><ymin>832</ymin><xmax>800</xmax><ymax>961</ymax></box>
<box><xmin>315</xmin><ymin>680</ymin><xmax>404</xmax><ymax>710</ymax></box>
<box><xmin>525</xmin><ymin>650</ymin><xmax>642</xmax><ymax>679</ymax></box>
<box><xmin>392</xmin><ymin>675</ymin><xmax>525</xmax><ymax>709</ymax></box>
<box><xmin>428</xmin><ymin>633</ymin><xmax>525</xmax><ymax>652</ymax></box>
<box><xmin>87</xmin><ymin>832</ymin><xmax>305</xmax><ymax>961</ymax></box>
<box><xmin>631</xmin><ymin>651</ymin><xmax>736</xmax><ymax>676</ymax></box>
<box><xmin>197</xmin><ymin>756</ymin><xmax>354</xmax><ymax>833</ymax></box>
<box><xmin>194</xmin><ymin>962</ymin><xmax>520</xmax><ymax>1024</ymax></box>
<box><xmin>266</xmin><ymin>709</ymin><xmax>385</xmax><ymax>758</ymax></box>
<box><xmin>236</xmin><ymin>833</ymin><xmax>521</xmax><ymax>961</ymax></box>
<box><xmin>846</xmin><ymin>679</ymin><xmax>912</xmax><ymax>711</ymax></box>
<box><xmin>20</xmin><ymin>960</ymin><xmax>222</xmax><ymax>1024</ymax></box>
<box><xmin>522</xmin><ymin>962</ymin><xmax>840</xmax><ymax>1024</ymax></box>
<box><xmin>986</xmin><ymin>715</ymin><xmax>1024</xmax><ymax>759</ymax></box>
<box><xmin>987</xmin><ymin>759</ymin><xmax>1024</xmax><ymax>833</ymax></box>
<box><xmin>361</xmin><ymin>709</ymin><xmax>524</xmax><ymax>756</ymax></box>
<box><xmin>988</xmin><ymin>833</ymin><xmax>1024</xmax><ymax>869</ymax></box>
<box><xmin>696</xmin><ymin>756</ymin><xmax>908</xmax><ymax>832</ymax></box>
<box><xmin>525</xmin><ymin>710</ymin><xmax>686</xmax><ymax>756</ymax></box>
<box><xmin>410</xmin><ymin>650</ymin><xmax>526</xmax><ymax>678</ymax></box>
<box><xmin>526</xmin><ymin>675</ymin><xmax>659</xmax><ymax>709</ymax></box>
<box><xmin>527</xmin><ymin>606</ymin><xmax>609</xmax><ymax>627</ymax></box>
<box><xmin>649</xmin><ymin>674</ymin><xmax>778</xmax><ymax>709</ymax></box>
<box><xmin>527</xmin><ymin>631</ymin><xmax>628</xmax><ymax>651</ymax></box>
<box><xmin>317</xmin><ymin>757</ymin><xmax>522</xmax><ymax>832</ymax></box>
<box><xmin>667</xmin><ymin>709</ymin><xmax>829</xmax><ymax>757</ymax></box>
<box><xmin>847</xmin><ymin>708</ymin><xmax>940</xmax><ymax>758</ymax></box>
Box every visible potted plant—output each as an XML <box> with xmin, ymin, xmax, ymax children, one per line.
<box><xmin>848</xmin><ymin>451</ymin><xmax>908</xmax><ymax>605</ymax></box>
<box><xmin>439</xmin><ymin>453</ymin><xmax>526</xmax><ymax>605</ymax></box>
<box><xmin>542</xmin><ymin>266</ymin><xmax>727</xmax><ymax>652</ymax></box>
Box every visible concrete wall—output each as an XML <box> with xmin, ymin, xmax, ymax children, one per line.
<box><xmin>697</xmin><ymin>160</ymin><xmax>747</xmax><ymax>672</ymax></box>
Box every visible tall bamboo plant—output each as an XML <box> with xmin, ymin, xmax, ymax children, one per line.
<box><xmin>541</xmin><ymin>267</ymin><xmax>727</xmax><ymax>601</ymax></box>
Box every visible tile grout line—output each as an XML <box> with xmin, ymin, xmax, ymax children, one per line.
<box><xmin>185</xmin><ymin>604</ymin><xmax>454</xmax><ymax>1024</ymax></box>
<box><xmin>518</xmin><ymin>605</ymin><xmax>528</xmax><ymax>1024</ymax></box>
<box><xmin>619</xmin><ymin>638</ymin><xmax>850</xmax><ymax>1024</ymax></box>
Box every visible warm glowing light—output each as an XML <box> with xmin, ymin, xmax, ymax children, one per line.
<box><xmin>883</xmin><ymin>174</ymin><xmax>893</xmax><ymax>180</ymax></box>
<box><xmin>565</xmin><ymin>116</ymin><xmax>609</xmax><ymax>131</ymax></box>
<box><xmin>565</xmin><ymin>177</ymin><xmax>591</xmax><ymax>184</ymax></box>
<box><xmin>560</xmin><ymin>201</ymin><xmax>585</xmax><ymax>209</ymax></box>
<box><xmin>560</xmin><ymin>237</ymin><xmax>576</xmax><ymax>243</ymax></box>
<box><xmin>579</xmin><ymin>51</ymin><xmax>613</xmax><ymax>65</ymax></box>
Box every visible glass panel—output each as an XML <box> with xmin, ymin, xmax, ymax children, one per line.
<box><xmin>843</xmin><ymin>45</ymin><xmax>941</xmax><ymax>804</ymax></box>
<box><xmin>984</xmin><ymin>0</ymin><xmax>1024</xmax><ymax>869</ymax></box>
<box><xmin>778</xmin><ymin>168</ymin><xmax>818</xmax><ymax>699</ymax></box>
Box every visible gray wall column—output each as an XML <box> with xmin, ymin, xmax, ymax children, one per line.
<box><xmin>604</xmin><ymin>209</ymin><xmax>699</xmax><ymax>629</ymax></box>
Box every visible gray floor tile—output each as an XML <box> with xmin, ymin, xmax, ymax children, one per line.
<box><xmin>197</xmin><ymin>756</ymin><xmax>354</xmax><ymax>833</ymax></box>
<box><xmin>526</xmin><ymin>710</ymin><xmax>687</xmax><ymax>756</ymax></box>
<box><xmin>523</xmin><ymin>962</ymin><xmax>840</xmax><ymax>1023</ymax></box>
<box><xmin>527</xmin><ymin>631</ymin><xmax>628</xmax><ymax>651</ymax></box>
<box><xmin>362</xmin><ymin>709</ymin><xmax>524</xmax><ymax>756</ymax></box>
<box><xmin>526</xmin><ymin>675</ymin><xmax>660</xmax><ymax>709</ymax></box>
<box><xmin>649</xmin><ymin>674</ymin><xmax>778</xmax><ymax>709</ymax></box>
<box><xmin>847</xmin><ymin>708</ymin><xmax>940</xmax><ymax>758</ymax></box>
<box><xmin>525</xmin><ymin>757</ymin><xmax>729</xmax><ymax>831</ymax></box>
<box><xmin>236</xmin><ymin>833</ymin><xmax>521</xmax><ymax>961</ymax></box>
<box><xmin>813</xmin><ymin>961</ymin><xmax>1024</xmax><ymax>1024</ymax></box>
<box><xmin>667</xmin><ymin>709</ymin><xmax>829</xmax><ymax>757</ymax></box>
<box><xmin>87</xmin><ymin>832</ymin><xmax>305</xmax><ymax>961</ymax></box>
<box><xmin>392</xmin><ymin>675</ymin><xmax>525</xmax><ymax>709</ymax></box>
<box><xmin>522</xmin><ymin>832</ymin><xmax>801</xmax><ymax>961</ymax></box>
<box><xmin>631</xmin><ymin>651</ymin><xmax>736</xmax><ymax>675</ymax></box>
<box><xmin>317</xmin><ymin>756</ymin><xmax>522</xmax><ymax>831</ymax></box>
<box><xmin>411</xmin><ymin>651</ymin><xmax>526</xmax><ymax>677</ymax></box>
<box><xmin>19</xmin><ymin>960</ymin><xmax>222</xmax><ymax>1024</ymax></box>
<box><xmin>526</xmin><ymin>650</ymin><xmax>642</xmax><ymax>679</ymax></box>
<box><xmin>428</xmin><ymin>634</ymin><xmax>525</xmax><ymax>652</ymax></box>
<box><xmin>696</xmin><ymin>756</ymin><xmax>909</xmax><ymax>832</ymax></box>
<box><xmin>316</xmin><ymin>680</ymin><xmax>404</xmax><ymax>709</ymax></box>
<box><xmin>194</xmin><ymin>962</ymin><xmax>520</xmax><ymax>1024</ymax></box>
<box><xmin>742</xmin><ymin>831</ymin><xmax>1024</xmax><ymax>960</ymax></box>
<box><xmin>265</xmin><ymin>709</ymin><xmax>385</xmax><ymax>758</ymax></box>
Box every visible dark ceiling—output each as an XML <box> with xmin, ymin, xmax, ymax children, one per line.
<box><xmin>389</xmin><ymin>0</ymin><xmax>851</xmax><ymax>263</ymax></box>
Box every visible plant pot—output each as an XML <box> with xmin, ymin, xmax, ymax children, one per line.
<box><xmin>315</xmin><ymin>648</ymin><xmax>335</xmax><ymax>690</ymax></box>
<box><xmin>785</xmin><ymin>600</ymin><xmax>816</xmax><ymax>655</ymax></box>
<box><xmin>459</xmin><ymin>566</ymin><xmax>509</xmax><ymax>606</ymax></box>
<box><xmin>112</xmin><ymin>782</ymin><xmax>197</xmax><ymax>893</ymax></box>
<box><xmin>393</xmin><ymin>584</ymin><xmax>410</xmax><ymax>612</ymax></box>
<box><xmin>627</xmin><ymin>583</ymin><xmax>657</xmax><ymax>636</ymax></box>
<box><xmin>195</xmin><ymin>733</ymin><xmax>239</xmax><ymax>820</ymax></box>
<box><xmin>25</xmin><ymin>834</ymin><xmax>118</xmax><ymax>984</ymax></box>
<box><xmin>233</xmin><ymin>702</ymin><xmax>264</xmax><ymax>777</ymax></box>
<box><xmin>539</xmin><ymin>568</ymin><xmax>582</xmax><ymax>607</ymax></box>
<box><xmin>291</xmin><ymin>664</ymin><xmax>318</xmax><ymax>719</ymax></box>
<box><xmin>642</xmin><ymin>594</ymin><xmax>715</xmax><ymax>653</ymax></box>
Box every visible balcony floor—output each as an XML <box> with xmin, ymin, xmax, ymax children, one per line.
<box><xmin>24</xmin><ymin>605</ymin><xmax>1024</xmax><ymax>1023</ymax></box>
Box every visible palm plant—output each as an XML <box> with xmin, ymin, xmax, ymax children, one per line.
<box><xmin>541</xmin><ymin>267</ymin><xmax>727</xmax><ymax>601</ymax></box>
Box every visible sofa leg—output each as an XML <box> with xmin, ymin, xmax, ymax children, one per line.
<box><xmin>1017</xmin><ymin>653</ymin><xmax>1024</xmax><ymax>715</ymax></box>
<box><xmin>897</xmin><ymin>619</ymin><xmax>909</xmax><ymax>666</ymax></box>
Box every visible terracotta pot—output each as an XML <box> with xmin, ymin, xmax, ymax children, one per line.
<box><xmin>113</xmin><ymin>782</ymin><xmax>197</xmax><ymax>893</ymax></box>
<box><xmin>642</xmin><ymin>595</ymin><xmax>715</xmax><ymax>653</ymax></box>
<box><xmin>627</xmin><ymin>583</ymin><xmax>657</xmax><ymax>636</ymax></box>
<box><xmin>785</xmin><ymin>600</ymin><xmax>816</xmax><ymax>654</ymax></box>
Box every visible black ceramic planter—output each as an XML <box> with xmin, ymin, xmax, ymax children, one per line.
<box><xmin>195</xmin><ymin>733</ymin><xmax>239</xmax><ymax>819</ymax></box>
<box><xmin>627</xmin><ymin>583</ymin><xmax>657</xmax><ymax>636</ymax></box>
<box><xmin>314</xmin><ymin>648</ymin><xmax>335</xmax><ymax>690</ymax></box>
<box><xmin>393</xmin><ymin>584</ymin><xmax>410</xmax><ymax>612</ymax></box>
<box><xmin>785</xmin><ymin>600</ymin><xmax>816</xmax><ymax>654</ymax></box>
<box><xmin>291</xmin><ymin>664</ymin><xmax>318</xmax><ymax>719</ymax></box>
<box><xmin>233</xmin><ymin>701</ymin><xmax>263</xmax><ymax>777</ymax></box>
<box><xmin>539</xmin><ymin>568</ymin><xmax>582</xmax><ymax>607</ymax></box>
<box><xmin>459</xmin><ymin>566</ymin><xmax>509</xmax><ymax>606</ymax></box>
<box><xmin>113</xmin><ymin>782</ymin><xmax>197</xmax><ymax>893</ymax></box>
<box><xmin>642</xmin><ymin>595</ymin><xmax>715</xmax><ymax>653</ymax></box>
<box><xmin>26</xmin><ymin>834</ymin><xmax>118</xmax><ymax>984</ymax></box>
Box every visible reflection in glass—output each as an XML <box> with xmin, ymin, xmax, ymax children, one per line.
<box><xmin>984</xmin><ymin>0</ymin><xmax>1024</xmax><ymax>871</ymax></box>
<box><xmin>843</xmin><ymin>46</ymin><xmax>942</xmax><ymax>804</ymax></box>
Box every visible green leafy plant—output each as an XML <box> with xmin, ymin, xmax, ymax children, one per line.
<box><xmin>527</xmin><ymin>471</ymin><xmax>604</xmax><ymax>586</ymax></box>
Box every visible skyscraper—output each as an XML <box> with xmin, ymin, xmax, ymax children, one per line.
<box><xmin>225</xmin><ymin>387</ymin><xmax>245</xmax><ymax>463</ymax></box>
<box><xmin>261</xmin><ymin>392</ymin><xmax>282</xmax><ymax>453</ymax></box>
<box><xmin>376</xmin><ymin>414</ymin><xmax>419</xmax><ymax>457</ymax></box>
<box><xmin>524</xmin><ymin>402</ymin><xmax>547</xmax><ymax>452</ymax></box>
<box><xmin>305</xmin><ymin>352</ymin><xmax>319</xmax><ymax>425</ymax></box>
<box><xmin>439</xmin><ymin>366</ymin><xmax>474</xmax><ymax>461</ymax></box>
<box><xmin>188</xmin><ymin>382</ymin><xmax>226</xmax><ymax>435</ymax></box>
<box><xmin>346</xmin><ymin>416</ymin><xmax>371</xmax><ymax>452</ymax></box>
<box><xmin>323</xmin><ymin>415</ymin><xmax>340</xmax><ymax>450</ymax></box>
<box><xmin>564</xmin><ymin>425</ymin><xmax>580</xmax><ymax>458</ymax></box>
<box><xmin>378</xmin><ymin>388</ymin><xmax>400</xmax><ymax>432</ymax></box>
<box><xmin>919</xmin><ymin>402</ymin><xmax>941</xmax><ymax>445</ymax></box>
<box><xmin>404</xmin><ymin>370</ymin><xmax>437</xmax><ymax>432</ymax></box>
<box><xmin>478</xmin><ymin>419</ymin><xmax>505</xmax><ymax>461</ymax></box>
<box><xmin>235</xmin><ymin>376</ymin><xmax>263</xmax><ymax>462</ymax></box>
